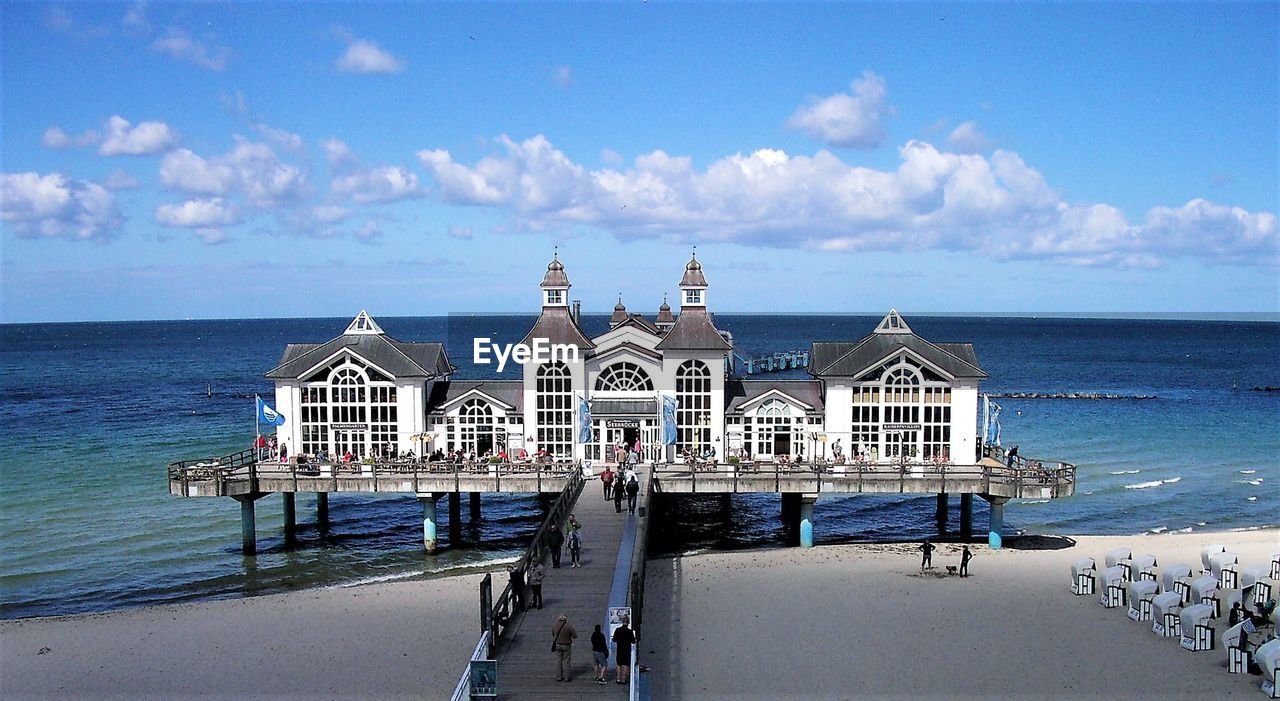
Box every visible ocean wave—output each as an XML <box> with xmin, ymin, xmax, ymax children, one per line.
<box><xmin>1020</xmin><ymin>499</ymin><xmax>1049</xmax><ymax>505</ymax></box>
<box><xmin>335</xmin><ymin>570</ymin><xmax>425</xmax><ymax>588</ymax></box>
<box><xmin>1124</xmin><ymin>477</ymin><xmax>1182</xmax><ymax>490</ymax></box>
<box><xmin>1240</xmin><ymin>470</ymin><xmax>1257</xmax><ymax>474</ymax></box>
<box><xmin>1150</xmin><ymin>526</ymin><xmax>1168</xmax><ymax>534</ymax></box>
<box><xmin>1110</xmin><ymin>469</ymin><xmax>1141</xmax><ymax>475</ymax></box>
<box><xmin>1239</xmin><ymin>479</ymin><xmax>1263</xmax><ymax>486</ymax></box>
<box><xmin>1175</xmin><ymin>527</ymin><xmax>1193</xmax><ymax>533</ymax></box>
<box><xmin>1247</xmin><ymin>497</ymin><xmax>1258</xmax><ymax>502</ymax></box>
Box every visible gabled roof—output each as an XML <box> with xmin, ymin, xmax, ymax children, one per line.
<box><xmin>425</xmin><ymin>380</ymin><xmax>524</xmax><ymax>413</ymax></box>
<box><xmin>724</xmin><ymin>380</ymin><xmax>825</xmax><ymax>414</ymax></box>
<box><xmin>655</xmin><ymin>308</ymin><xmax>731</xmax><ymax>351</ymax></box>
<box><xmin>520</xmin><ymin>306</ymin><xmax>596</xmax><ymax>354</ymax></box>
<box><xmin>810</xmin><ymin>334</ymin><xmax>986</xmax><ymax>380</ymax></box>
<box><xmin>614</xmin><ymin>313</ymin><xmax>659</xmax><ymax>335</ymax></box>
<box><xmin>266</xmin><ymin>333</ymin><xmax>452</xmax><ymax>380</ymax></box>
<box><xmin>345</xmin><ymin>309</ymin><xmax>384</xmax><ymax>335</ymax></box>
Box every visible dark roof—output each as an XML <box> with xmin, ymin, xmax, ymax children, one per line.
<box><xmin>591</xmin><ymin>399</ymin><xmax>657</xmax><ymax>415</ymax></box>
<box><xmin>519</xmin><ymin>307</ymin><xmax>597</xmax><ymax>354</ymax></box>
<box><xmin>594</xmin><ymin>341</ymin><xmax>663</xmax><ymax>362</ymax></box>
<box><xmin>426</xmin><ymin>380</ymin><xmax>524</xmax><ymax>413</ymax></box>
<box><xmin>613</xmin><ymin>313</ymin><xmax>659</xmax><ymax>335</ymax></box>
<box><xmin>266</xmin><ymin>334</ymin><xmax>452</xmax><ymax>380</ymax></box>
<box><xmin>541</xmin><ymin>257</ymin><xmax>570</xmax><ymax>288</ymax></box>
<box><xmin>610</xmin><ymin>299</ymin><xmax>629</xmax><ymax>324</ymax></box>
<box><xmin>679</xmin><ymin>256</ymin><xmax>707</xmax><ymax>287</ymax></box>
<box><xmin>655</xmin><ymin>308</ymin><xmax>731</xmax><ymax>351</ymax></box>
<box><xmin>725</xmin><ymin>380</ymin><xmax>824</xmax><ymax>413</ymax></box>
<box><xmin>656</xmin><ymin>300</ymin><xmax>675</xmax><ymax>325</ymax></box>
<box><xmin>810</xmin><ymin>334</ymin><xmax>986</xmax><ymax>380</ymax></box>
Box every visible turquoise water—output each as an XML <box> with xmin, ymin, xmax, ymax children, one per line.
<box><xmin>1</xmin><ymin>315</ymin><xmax>1276</xmax><ymax>619</ymax></box>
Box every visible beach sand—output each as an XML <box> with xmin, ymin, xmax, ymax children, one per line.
<box><xmin>643</xmin><ymin>529</ymin><xmax>1280</xmax><ymax>700</ymax></box>
<box><xmin>3</xmin><ymin>530</ymin><xmax>1276</xmax><ymax>700</ymax></box>
<box><xmin>0</xmin><ymin>573</ymin><xmax>488</xmax><ymax>700</ymax></box>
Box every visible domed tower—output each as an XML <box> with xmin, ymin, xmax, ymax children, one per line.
<box><xmin>610</xmin><ymin>295</ymin><xmax>629</xmax><ymax>328</ymax></box>
<box><xmin>678</xmin><ymin>251</ymin><xmax>708</xmax><ymax>310</ymax></box>
<box><xmin>655</xmin><ymin>296</ymin><xmax>676</xmax><ymax>333</ymax></box>
<box><xmin>540</xmin><ymin>254</ymin><xmax>570</xmax><ymax>308</ymax></box>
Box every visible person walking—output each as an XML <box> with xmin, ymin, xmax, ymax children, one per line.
<box><xmin>552</xmin><ymin>614</ymin><xmax>577</xmax><ymax>682</ymax></box>
<box><xmin>960</xmin><ymin>546</ymin><xmax>973</xmax><ymax>577</ymax></box>
<box><xmin>546</xmin><ymin>527</ymin><xmax>564</xmax><ymax>569</ymax></box>
<box><xmin>612</xmin><ymin>618</ymin><xmax>635</xmax><ymax>685</ymax></box>
<box><xmin>1005</xmin><ymin>444</ymin><xmax>1019</xmax><ymax>468</ymax></box>
<box><xmin>601</xmin><ymin>466</ymin><xmax>615</xmax><ymax>501</ymax></box>
<box><xmin>568</xmin><ymin>527</ymin><xmax>582</xmax><ymax>567</ymax></box>
<box><xmin>529</xmin><ymin>560</ymin><xmax>545</xmax><ymax>609</ymax></box>
<box><xmin>591</xmin><ymin>624</ymin><xmax>610</xmax><ymax>685</ymax></box>
<box><xmin>614</xmin><ymin>477</ymin><xmax>624</xmax><ymax>513</ymax></box>
<box><xmin>625</xmin><ymin>475</ymin><xmax>640</xmax><ymax>514</ymax></box>
<box><xmin>508</xmin><ymin>565</ymin><xmax>526</xmax><ymax>611</ymax></box>
<box><xmin>919</xmin><ymin>539</ymin><xmax>935</xmax><ymax>573</ymax></box>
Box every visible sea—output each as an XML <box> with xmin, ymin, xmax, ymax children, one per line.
<box><xmin>1</xmin><ymin>314</ymin><xmax>1277</xmax><ymax>620</ymax></box>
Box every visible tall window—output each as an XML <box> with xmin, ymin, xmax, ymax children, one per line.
<box><xmin>298</xmin><ymin>356</ymin><xmax>397</xmax><ymax>459</ymax></box>
<box><xmin>300</xmin><ymin>386</ymin><xmax>329</xmax><ymax>455</ymax></box>
<box><xmin>453</xmin><ymin>398</ymin><xmax>497</xmax><ymax>454</ymax></box>
<box><xmin>536</xmin><ymin>362</ymin><xmax>573</xmax><ymax>458</ymax></box>
<box><xmin>882</xmin><ymin>365</ymin><xmax>920</xmax><ymax>459</ymax></box>
<box><xmin>676</xmin><ymin>359</ymin><xmax>711</xmax><ymax>452</ymax></box>
<box><xmin>595</xmin><ymin>362</ymin><xmax>654</xmax><ymax>391</ymax></box>
<box><xmin>753</xmin><ymin>398</ymin><xmax>795</xmax><ymax>456</ymax></box>
<box><xmin>850</xmin><ymin>385</ymin><xmax>880</xmax><ymax>459</ymax></box>
<box><xmin>922</xmin><ymin>387</ymin><xmax>951</xmax><ymax>460</ymax></box>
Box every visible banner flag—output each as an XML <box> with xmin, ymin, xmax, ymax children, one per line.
<box><xmin>257</xmin><ymin>396</ymin><xmax>287</xmax><ymax>426</ymax></box>
<box><xmin>576</xmin><ymin>396</ymin><xmax>592</xmax><ymax>444</ymax></box>
<box><xmin>661</xmin><ymin>395</ymin><xmax>678</xmax><ymax>446</ymax></box>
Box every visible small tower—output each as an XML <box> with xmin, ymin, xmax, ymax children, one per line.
<box><xmin>344</xmin><ymin>309</ymin><xmax>385</xmax><ymax>335</ymax></box>
<box><xmin>610</xmin><ymin>295</ymin><xmax>629</xmax><ymax>328</ymax></box>
<box><xmin>655</xmin><ymin>296</ymin><xmax>675</xmax><ymax>332</ymax></box>
<box><xmin>540</xmin><ymin>253</ymin><xmax>570</xmax><ymax>308</ymax></box>
<box><xmin>678</xmin><ymin>249</ymin><xmax>708</xmax><ymax>310</ymax></box>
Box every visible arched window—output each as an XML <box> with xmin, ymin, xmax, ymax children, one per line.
<box><xmin>676</xmin><ymin>360</ymin><xmax>711</xmax><ymax>452</ymax></box>
<box><xmin>753</xmin><ymin>398</ymin><xmax>796</xmax><ymax>457</ymax></box>
<box><xmin>536</xmin><ymin>362</ymin><xmax>573</xmax><ymax>458</ymax></box>
<box><xmin>298</xmin><ymin>356</ymin><xmax>398</xmax><ymax>459</ymax></box>
<box><xmin>454</xmin><ymin>398</ymin><xmax>497</xmax><ymax>455</ymax></box>
<box><xmin>882</xmin><ymin>363</ymin><xmax>922</xmax><ymax>459</ymax></box>
<box><xmin>595</xmin><ymin>362</ymin><xmax>654</xmax><ymax>391</ymax></box>
<box><xmin>758</xmin><ymin>398</ymin><xmax>791</xmax><ymax>417</ymax></box>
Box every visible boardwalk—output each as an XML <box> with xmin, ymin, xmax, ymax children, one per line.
<box><xmin>494</xmin><ymin>466</ymin><xmax>648</xmax><ymax>698</ymax></box>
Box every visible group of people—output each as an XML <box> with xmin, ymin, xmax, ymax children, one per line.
<box><xmin>1228</xmin><ymin>597</ymin><xmax>1278</xmax><ymax>669</ymax></box>
<box><xmin>918</xmin><ymin>539</ymin><xmax>974</xmax><ymax>577</ymax></box>
<box><xmin>599</xmin><ymin>465</ymin><xmax>641</xmax><ymax>514</ymax></box>
<box><xmin>551</xmin><ymin>614</ymin><xmax>636</xmax><ymax>685</ymax></box>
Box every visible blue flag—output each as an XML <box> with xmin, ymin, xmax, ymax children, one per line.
<box><xmin>662</xmin><ymin>395</ymin><xmax>678</xmax><ymax>446</ymax></box>
<box><xmin>576</xmin><ymin>396</ymin><xmax>591</xmax><ymax>444</ymax></box>
<box><xmin>257</xmin><ymin>396</ymin><xmax>286</xmax><ymax>426</ymax></box>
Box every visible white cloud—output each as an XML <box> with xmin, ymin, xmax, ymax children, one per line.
<box><xmin>122</xmin><ymin>2</ymin><xmax>151</xmax><ymax>34</ymax></box>
<box><xmin>99</xmin><ymin>115</ymin><xmax>179</xmax><ymax>156</ymax></box>
<box><xmin>787</xmin><ymin>70</ymin><xmax>894</xmax><ymax>148</ymax></box>
<box><xmin>448</xmin><ymin>225</ymin><xmax>473</xmax><ymax>239</ymax></box>
<box><xmin>160</xmin><ymin>138</ymin><xmax>307</xmax><ymax>207</ymax></box>
<box><xmin>947</xmin><ymin>121</ymin><xmax>992</xmax><ymax>154</ymax></box>
<box><xmin>600</xmin><ymin>149</ymin><xmax>624</xmax><ymax>166</ymax></box>
<box><xmin>355</xmin><ymin>220</ymin><xmax>381</xmax><ymax>243</ymax></box>
<box><xmin>415</xmin><ymin>133</ymin><xmax>1277</xmax><ymax>267</ymax></box>
<box><xmin>154</xmin><ymin>197</ymin><xmax>241</xmax><ymax>228</ymax></box>
<box><xmin>336</xmin><ymin>39</ymin><xmax>406</xmax><ymax>74</ymax></box>
<box><xmin>321</xmin><ymin>138</ymin><xmax>359</xmax><ymax>170</ymax></box>
<box><xmin>218</xmin><ymin>90</ymin><xmax>305</xmax><ymax>155</ymax></box>
<box><xmin>554</xmin><ymin>65</ymin><xmax>573</xmax><ymax>89</ymax></box>
<box><xmin>151</xmin><ymin>27</ymin><xmax>231</xmax><ymax>71</ymax></box>
<box><xmin>1</xmin><ymin>171</ymin><xmax>122</xmax><ymax>242</ymax></box>
<box><xmin>102</xmin><ymin>170</ymin><xmax>140</xmax><ymax>191</ymax></box>
<box><xmin>331</xmin><ymin>165</ymin><xmax>420</xmax><ymax>204</ymax></box>
<box><xmin>43</xmin><ymin>126</ymin><xmax>101</xmax><ymax>150</ymax></box>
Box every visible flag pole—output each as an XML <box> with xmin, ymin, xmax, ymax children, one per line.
<box><xmin>255</xmin><ymin>394</ymin><xmax>260</xmax><ymax>460</ymax></box>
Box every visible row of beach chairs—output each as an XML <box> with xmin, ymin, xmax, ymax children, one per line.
<box><xmin>1070</xmin><ymin>545</ymin><xmax>1280</xmax><ymax>698</ymax></box>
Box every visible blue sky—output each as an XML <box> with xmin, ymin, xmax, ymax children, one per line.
<box><xmin>1</xmin><ymin>1</ymin><xmax>1276</xmax><ymax>322</ymax></box>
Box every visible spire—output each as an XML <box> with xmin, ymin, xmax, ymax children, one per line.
<box><xmin>540</xmin><ymin>251</ymin><xmax>570</xmax><ymax>307</ymax></box>
<box><xmin>610</xmin><ymin>294</ymin><xmax>629</xmax><ymax>326</ymax></box>
<box><xmin>656</xmin><ymin>294</ymin><xmax>676</xmax><ymax>329</ymax></box>
<box><xmin>874</xmin><ymin>309</ymin><xmax>913</xmax><ymax>335</ymax></box>
<box><xmin>344</xmin><ymin>310</ymin><xmax>384</xmax><ymax>335</ymax></box>
<box><xmin>678</xmin><ymin>247</ymin><xmax>708</xmax><ymax>309</ymax></box>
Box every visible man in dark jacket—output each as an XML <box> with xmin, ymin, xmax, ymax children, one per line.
<box><xmin>546</xmin><ymin>527</ymin><xmax>564</xmax><ymax>569</ymax></box>
<box><xmin>625</xmin><ymin>477</ymin><xmax>640</xmax><ymax>514</ymax></box>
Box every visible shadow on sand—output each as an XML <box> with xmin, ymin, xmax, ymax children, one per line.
<box><xmin>1002</xmin><ymin>534</ymin><xmax>1077</xmax><ymax>550</ymax></box>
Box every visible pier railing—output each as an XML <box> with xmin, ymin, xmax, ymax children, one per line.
<box><xmin>651</xmin><ymin>456</ymin><xmax>1076</xmax><ymax>499</ymax></box>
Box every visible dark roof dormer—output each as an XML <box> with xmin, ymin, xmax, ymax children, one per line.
<box><xmin>610</xmin><ymin>296</ymin><xmax>629</xmax><ymax>327</ymax></box>
<box><xmin>655</xmin><ymin>297</ymin><xmax>675</xmax><ymax>330</ymax></box>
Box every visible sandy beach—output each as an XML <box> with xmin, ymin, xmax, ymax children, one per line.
<box><xmin>644</xmin><ymin>529</ymin><xmax>1280</xmax><ymax>700</ymax></box>
<box><xmin>3</xmin><ymin>529</ymin><xmax>1277</xmax><ymax>700</ymax></box>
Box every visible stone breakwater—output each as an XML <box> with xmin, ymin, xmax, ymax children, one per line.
<box><xmin>988</xmin><ymin>392</ymin><xmax>1158</xmax><ymax>400</ymax></box>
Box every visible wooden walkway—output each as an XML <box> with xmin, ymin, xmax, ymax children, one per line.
<box><xmin>494</xmin><ymin>466</ymin><xmax>647</xmax><ymax>698</ymax></box>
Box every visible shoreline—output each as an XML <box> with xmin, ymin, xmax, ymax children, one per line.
<box><xmin>4</xmin><ymin>528</ymin><xmax>1277</xmax><ymax>699</ymax></box>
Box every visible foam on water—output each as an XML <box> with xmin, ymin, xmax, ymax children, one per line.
<box><xmin>1110</xmin><ymin>469</ymin><xmax>1141</xmax><ymax>475</ymax></box>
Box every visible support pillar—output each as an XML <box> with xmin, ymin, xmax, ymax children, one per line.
<box><xmin>316</xmin><ymin>492</ymin><xmax>329</xmax><ymax>529</ymax></box>
<box><xmin>419</xmin><ymin>493</ymin><xmax>441</xmax><ymax>554</ymax></box>
<box><xmin>983</xmin><ymin>495</ymin><xmax>1008</xmax><ymax>549</ymax></box>
<box><xmin>935</xmin><ymin>493</ymin><xmax>949</xmax><ymax>535</ymax></box>
<box><xmin>282</xmin><ymin>492</ymin><xmax>296</xmax><ymax>545</ymax></box>
<box><xmin>469</xmin><ymin>492</ymin><xmax>481</xmax><ymax>521</ymax></box>
<box><xmin>799</xmin><ymin>494</ymin><xmax>818</xmax><ymax>548</ymax></box>
<box><xmin>236</xmin><ymin>496</ymin><xmax>258</xmax><ymax>556</ymax></box>
<box><xmin>960</xmin><ymin>493</ymin><xmax>973</xmax><ymax>540</ymax></box>
<box><xmin>448</xmin><ymin>491</ymin><xmax>462</xmax><ymax>542</ymax></box>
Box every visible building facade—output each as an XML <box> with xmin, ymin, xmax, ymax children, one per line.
<box><xmin>266</xmin><ymin>255</ymin><xmax>985</xmax><ymax>465</ymax></box>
